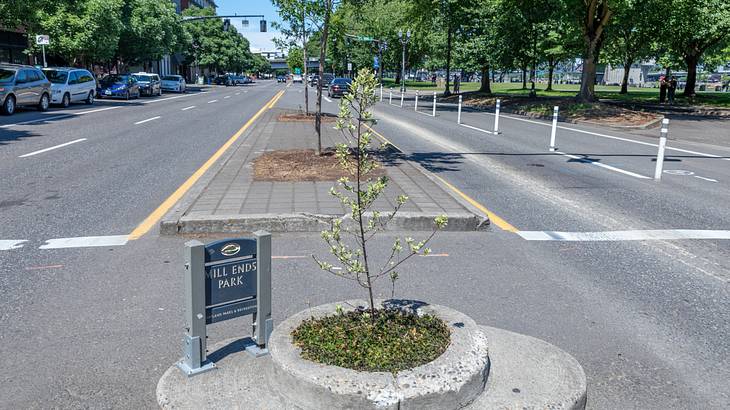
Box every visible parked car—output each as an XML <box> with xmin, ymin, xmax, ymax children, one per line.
<box><xmin>292</xmin><ymin>74</ymin><xmax>303</xmax><ymax>84</ymax></box>
<box><xmin>327</xmin><ymin>77</ymin><xmax>352</xmax><ymax>97</ymax></box>
<box><xmin>214</xmin><ymin>75</ymin><xmax>232</xmax><ymax>86</ymax></box>
<box><xmin>132</xmin><ymin>72</ymin><xmax>162</xmax><ymax>96</ymax></box>
<box><xmin>228</xmin><ymin>75</ymin><xmax>248</xmax><ymax>85</ymax></box>
<box><xmin>97</xmin><ymin>74</ymin><xmax>140</xmax><ymax>100</ymax></box>
<box><xmin>161</xmin><ymin>75</ymin><xmax>186</xmax><ymax>93</ymax></box>
<box><xmin>42</xmin><ymin>67</ymin><xmax>96</xmax><ymax>107</ymax></box>
<box><xmin>308</xmin><ymin>74</ymin><xmax>319</xmax><ymax>86</ymax></box>
<box><xmin>0</xmin><ymin>64</ymin><xmax>52</xmax><ymax>115</ymax></box>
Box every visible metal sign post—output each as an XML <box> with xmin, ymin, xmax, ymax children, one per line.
<box><xmin>177</xmin><ymin>231</ymin><xmax>273</xmax><ymax>377</ymax></box>
<box><xmin>35</xmin><ymin>35</ymin><xmax>50</xmax><ymax>68</ymax></box>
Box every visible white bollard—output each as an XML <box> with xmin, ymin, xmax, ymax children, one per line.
<box><xmin>415</xmin><ymin>90</ymin><xmax>419</xmax><ymax>112</ymax></box>
<box><xmin>389</xmin><ymin>88</ymin><xmax>393</xmax><ymax>105</ymax></box>
<box><xmin>432</xmin><ymin>92</ymin><xmax>437</xmax><ymax>117</ymax></box>
<box><xmin>494</xmin><ymin>99</ymin><xmax>501</xmax><ymax>133</ymax></box>
<box><xmin>457</xmin><ymin>95</ymin><xmax>463</xmax><ymax>124</ymax></box>
<box><xmin>400</xmin><ymin>90</ymin><xmax>404</xmax><ymax>107</ymax></box>
<box><xmin>654</xmin><ymin>118</ymin><xmax>669</xmax><ymax>180</ymax></box>
<box><xmin>549</xmin><ymin>106</ymin><xmax>559</xmax><ymax>151</ymax></box>
<box><xmin>380</xmin><ymin>85</ymin><xmax>383</xmax><ymax>102</ymax></box>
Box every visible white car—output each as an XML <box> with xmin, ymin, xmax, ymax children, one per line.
<box><xmin>42</xmin><ymin>67</ymin><xmax>96</xmax><ymax>107</ymax></box>
<box><xmin>161</xmin><ymin>75</ymin><xmax>186</xmax><ymax>93</ymax></box>
<box><xmin>292</xmin><ymin>74</ymin><xmax>303</xmax><ymax>84</ymax></box>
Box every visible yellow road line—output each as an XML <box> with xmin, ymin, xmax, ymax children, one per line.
<box><xmin>128</xmin><ymin>90</ymin><xmax>285</xmax><ymax>240</ymax></box>
<box><xmin>267</xmin><ymin>90</ymin><xmax>284</xmax><ymax>109</ymax></box>
<box><xmin>366</xmin><ymin>124</ymin><xmax>519</xmax><ymax>233</ymax></box>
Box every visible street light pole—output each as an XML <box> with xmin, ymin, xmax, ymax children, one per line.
<box><xmin>398</xmin><ymin>30</ymin><xmax>411</xmax><ymax>93</ymax></box>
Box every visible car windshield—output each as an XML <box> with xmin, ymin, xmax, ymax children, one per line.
<box><xmin>162</xmin><ymin>76</ymin><xmax>179</xmax><ymax>81</ymax></box>
<box><xmin>43</xmin><ymin>70</ymin><xmax>69</xmax><ymax>84</ymax></box>
<box><xmin>101</xmin><ymin>75</ymin><xmax>128</xmax><ymax>86</ymax></box>
<box><xmin>332</xmin><ymin>78</ymin><xmax>351</xmax><ymax>85</ymax></box>
<box><xmin>134</xmin><ymin>75</ymin><xmax>154</xmax><ymax>82</ymax></box>
<box><xmin>0</xmin><ymin>69</ymin><xmax>14</xmax><ymax>83</ymax></box>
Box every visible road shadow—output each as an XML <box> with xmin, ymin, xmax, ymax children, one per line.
<box><xmin>0</xmin><ymin>128</ymin><xmax>41</xmax><ymax>146</ymax></box>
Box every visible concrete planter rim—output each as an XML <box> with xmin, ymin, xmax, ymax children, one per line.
<box><xmin>268</xmin><ymin>299</ymin><xmax>490</xmax><ymax>410</ymax></box>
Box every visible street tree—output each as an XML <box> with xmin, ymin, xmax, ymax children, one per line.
<box><xmin>119</xmin><ymin>0</ymin><xmax>186</xmax><ymax>71</ymax></box>
<box><xmin>662</xmin><ymin>0</ymin><xmax>730</xmax><ymax>96</ymax></box>
<box><xmin>602</xmin><ymin>0</ymin><xmax>656</xmax><ymax>94</ymax></box>
<box><xmin>571</xmin><ymin>0</ymin><xmax>617</xmax><ymax>102</ymax></box>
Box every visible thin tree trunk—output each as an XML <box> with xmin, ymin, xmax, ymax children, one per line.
<box><xmin>683</xmin><ymin>54</ymin><xmax>698</xmax><ymax>97</ymax></box>
<box><xmin>620</xmin><ymin>60</ymin><xmax>631</xmax><ymax>94</ymax></box>
<box><xmin>302</xmin><ymin>10</ymin><xmax>309</xmax><ymax>114</ymax></box>
<box><xmin>521</xmin><ymin>64</ymin><xmax>527</xmax><ymax>89</ymax></box>
<box><xmin>444</xmin><ymin>23</ymin><xmax>452</xmax><ymax>96</ymax></box>
<box><xmin>546</xmin><ymin>60</ymin><xmax>555</xmax><ymax>91</ymax></box>
<box><xmin>314</xmin><ymin>0</ymin><xmax>332</xmax><ymax>156</ymax></box>
<box><xmin>479</xmin><ymin>65</ymin><xmax>491</xmax><ymax>93</ymax></box>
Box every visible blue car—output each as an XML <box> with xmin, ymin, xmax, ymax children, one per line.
<box><xmin>97</xmin><ymin>74</ymin><xmax>140</xmax><ymax>100</ymax></box>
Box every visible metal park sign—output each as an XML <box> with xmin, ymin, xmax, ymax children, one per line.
<box><xmin>177</xmin><ymin>231</ymin><xmax>273</xmax><ymax>376</ymax></box>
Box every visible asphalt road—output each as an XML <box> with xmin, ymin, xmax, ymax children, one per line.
<box><xmin>1</xmin><ymin>81</ymin><xmax>728</xmax><ymax>409</ymax></box>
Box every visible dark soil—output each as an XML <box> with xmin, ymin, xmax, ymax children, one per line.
<box><xmin>291</xmin><ymin>309</ymin><xmax>450</xmax><ymax>373</ymax></box>
<box><xmin>253</xmin><ymin>149</ymin><xmax>385</xmax><ymax>182</ymax></box>
<box><xmin>277</xmin><ymin>112</ymin><xmax>338</xmax><ymax>123</ymax></box>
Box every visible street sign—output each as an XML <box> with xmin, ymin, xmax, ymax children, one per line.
<box><xmin>35</xmin><ymin>35</ymin><xmax>50</xmax><ymax>45</ymax></box>
<box><xmin>177</xmin><ymin>232</ymin><xmax>273</xmax><ymax>377</ymax></box>
<box><xmin>347</xmin><ymin>62</ymin><xmax>353</xmax><ymax>71</ymax></box>
<box><xmin>294</xmin><ymin>67</ymin><xmax>301</xmax><ymax>75</ymax></box>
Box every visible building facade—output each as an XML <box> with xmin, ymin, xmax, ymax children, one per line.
<box><xmin>0</xmin><ymin>29</ymin><xmax>29</xmax><ymax>64</ymax></box>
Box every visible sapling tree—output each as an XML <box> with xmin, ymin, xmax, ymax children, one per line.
<box><xmin>313</xmin><ymin>69</ymin><xmax>448</xmax><ymax>318</ymax></box>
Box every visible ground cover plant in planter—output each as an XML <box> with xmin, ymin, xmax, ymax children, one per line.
<box><xmin>295</xmin><ymin>68</ymin><xmax>450</xmax><ymax>373</ymax></box>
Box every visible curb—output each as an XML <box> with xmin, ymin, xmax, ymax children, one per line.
<box><xmin>505</xmin><ymin>109</ymin><xmax>663</xmax><ymax>130</ymax></box>
<box><xmin>156</xmin><ymin>323</ymin><xmax>586</xmax><ymax>409</ymax></box>
<box><xmin>162</xmin><ymin>211</ymin><xmax>487</xmax><ymax>234</ymax></box>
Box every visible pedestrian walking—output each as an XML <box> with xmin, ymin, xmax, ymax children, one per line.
<box><xmin>431</xmin><ymin>74</ymin><xmax>437</xmax><ymax>86</ymax></box>
<box><xmin>659</xmin><ymin>75</ymin><xmax>667</xmax><ymax>103</ymax></box>
<box><xmin>668</xmin><ymin>76</ymin><xmax>678</xmax><ymax>104</ymax></box>
<box><xmin>454</xmin><ymin>74</ymin><xmax>460</xmax><ymax>94</ymax></box>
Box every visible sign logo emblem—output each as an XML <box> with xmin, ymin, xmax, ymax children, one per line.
<box><xmin>220</xmin><ymin>243</ymin><xmax>241</xmax><ymax>257</ymax></box>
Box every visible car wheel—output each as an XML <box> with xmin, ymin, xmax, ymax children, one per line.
<box><xmin>86</xmin><ymin>91</ymin><xmax>94</xmax><ymax>105</ymax></box>
<box><xmin>61</xmin><ymin>93</ymin><xmax>71</xmax><ymax>108</ymax></box>
<box><xmin>38</xmin><ymin>93</ymin><xmax>50</xmax><ymax>111</ymax></box>
<box><xmin>1</xmin><ymin>95</ymin><xmax>15</xmax><ymax>115</ymax></box>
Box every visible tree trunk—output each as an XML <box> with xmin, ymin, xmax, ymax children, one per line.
<box><xmin>314</xmin><ymin>0</ymin><xmax>332</xmax><ymax>156</ymax></box>
<box><xmin>620</xmin><ymin>60</ymin><xmax>631</xmax><ymax>94</ymax></box>
<box><xmin>444</xmin><ymin>23</ymin><xmax>452</xmax><ymax>96</ymax></box>
<box><xmin>546</xmin><ymin>60</ymin><xmax>555</xmax><ymax>91</ymax></box>
<box><xmin>479</xmin><ymin>65</ymin><xmax>491</xmax><ymax>93</ymax></box>
<box><xmin>578</xmin><ymin>39</ymin><xmax>600</xmax><ymax>102</ymax></box>
<box><xmin>521</xmin><ymin>65</ymin><xmax>527</xmax><ymax>89</ymax></box>
<box><xmin>683</xmin><ymin>54</ymin><xmax>698</xmax><ymax>97</ymax></box>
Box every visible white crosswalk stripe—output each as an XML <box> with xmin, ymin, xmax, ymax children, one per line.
<box><xmin>518</xmin><ymin>230</ymin><xmax>730</xmax><ymax>241</ymax></box>
<box><xmin>0</xmin><ymin>240</ymin><xmax>27</xmax><ymax>250</ymax></box>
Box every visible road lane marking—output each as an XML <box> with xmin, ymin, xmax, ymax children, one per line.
<box><xmin>267</xmin><ymin>91</ymin><xmax>284</xmax><ymax>109</ymax></box>
<box><xmin>134</xmin><ymin>116</ymin><xmax>161</xmax><ymax>125</ymax></box>
<box><xmin>364</xmin><ymin>124</ymin><xmax>519</xmax><ymax>233</ymax></box>
<box><xmin>181</xmin><ymin>106</ymin><xmax>196</xmax><ymax>111</ymax></box>
<box><xmin>128</xmin><ymin>89</ymin><xmax>286</xmax><ymax>240</ymax></box>
<box><xmin>518</xmin><ymin>230</ymin><xmax>730</xmax><ymax>241</ymax></box>
<box><xmin>459</xmin><ymin>123</ymin><xmax>498</xmax><ymax>135</ymax></box>
<box><xmin>25</xmin><ymin>264</ymin><xmax>64</xmax><ymax>270</ymax></box>
<box><xmin>19</xmin><ymin>138</ymin><xmax>87</xmax><ymax>158</ymax></box>
<box><xmin>1</xmin><ymin>107</ymin><xmax>120</xmax><ymax>128</ymax></box>
<box><xmin>324</xmin><ymin>96</ymin><xmax>333</xmax><ymax>103</ymax></box>
<box><xmin>0</xmin><ymin>240</ymin><xmax>27</xmax><ymax>250</ymax></box>
<box><xmin>224</xmin><ymin>95</ymin><xmax>231</xmax><ymax>99</ymax></box>
<box><xmin>554</xmin><ymin>150</ymin><xmax>651</xmax><ymax>179</ymax></box>
<box><xmin>236</xmin><ymin>92</ymin><xmax>241</xmax><ymax>95</ymax></box>
<box><xmin>39</xmin><ymin>235</ymin><xmax>129</xmax><ymax>249</ymax></box>
<box><xmin>141</xmin><ymin>92</ymin><xmax>208</xmax><ymax>104</ymax></box>
<box><xmin>272</xmin><ymin>255</ymin><xmax>308</xmax><ymax>259</ymax></box>
<box><xmin>694</xmin><ymin>176</ymin><xmax>718</xmax><ymax>182</ymax></box>
<box><xmin>75</xmin><ymin>106</ymin><xmax>119</xmax><ymax>115</ymax></box>
<box><xmin>208</xmin><ymin>99</ymin><xmax>218</xmax><ymax>104</ymax></box>
<box><xmin>467</xmin><ymin>109</ymin><xmax>730</xmax><ymax>161</ymax></box>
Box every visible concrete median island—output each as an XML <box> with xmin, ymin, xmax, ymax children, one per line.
<box><xmin>160</xmin><ymin>108</ymin><xmax>489</xmax><ymax>234</ymax></box>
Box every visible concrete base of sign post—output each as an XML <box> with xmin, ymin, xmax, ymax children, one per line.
<box><xmin>156</xmin><ymin>301</ymin><xmax>587</xmax><ymax>410</ymax></box>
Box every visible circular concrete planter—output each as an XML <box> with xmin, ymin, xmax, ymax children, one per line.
<box><xmin>267</xmin><ymin>299</ymin><xmax>490</xmax><ymax>410</ymax></box>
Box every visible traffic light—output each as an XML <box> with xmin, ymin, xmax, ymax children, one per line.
<box><xmin>260</xmin><ymin>19</ymin><xmax>267</xmax><ymax>32</ymax></box>
<box><xmin>223</xmin><ymin>19</ymin><xmax>231</xmax><ymax>31</ymax></box>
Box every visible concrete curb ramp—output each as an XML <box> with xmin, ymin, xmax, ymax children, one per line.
<box><xmin>161</xmin><ymin>211</ymin><xmax>488</xmax><ymax>234</ymax></box>
<box><xmin>156</xmin><ymin>301</ymin><xmax>586</xmax><ymax>409</ymax></box>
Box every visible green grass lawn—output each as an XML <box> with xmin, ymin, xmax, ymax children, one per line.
<box><xmin>381</xmin><ymin>78</ymin><xmax>730</xmax><ymax>108</ymax></box>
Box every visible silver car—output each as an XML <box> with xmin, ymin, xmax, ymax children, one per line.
<box><xmin>0</xmin><ymin>64</ymin><xmax>52</xmax><ymax>115</ymax></box>
<box><xmin>161</xmin><ymin>75</ymin><xmax>186</xmax><ymax>93</ymax></box>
